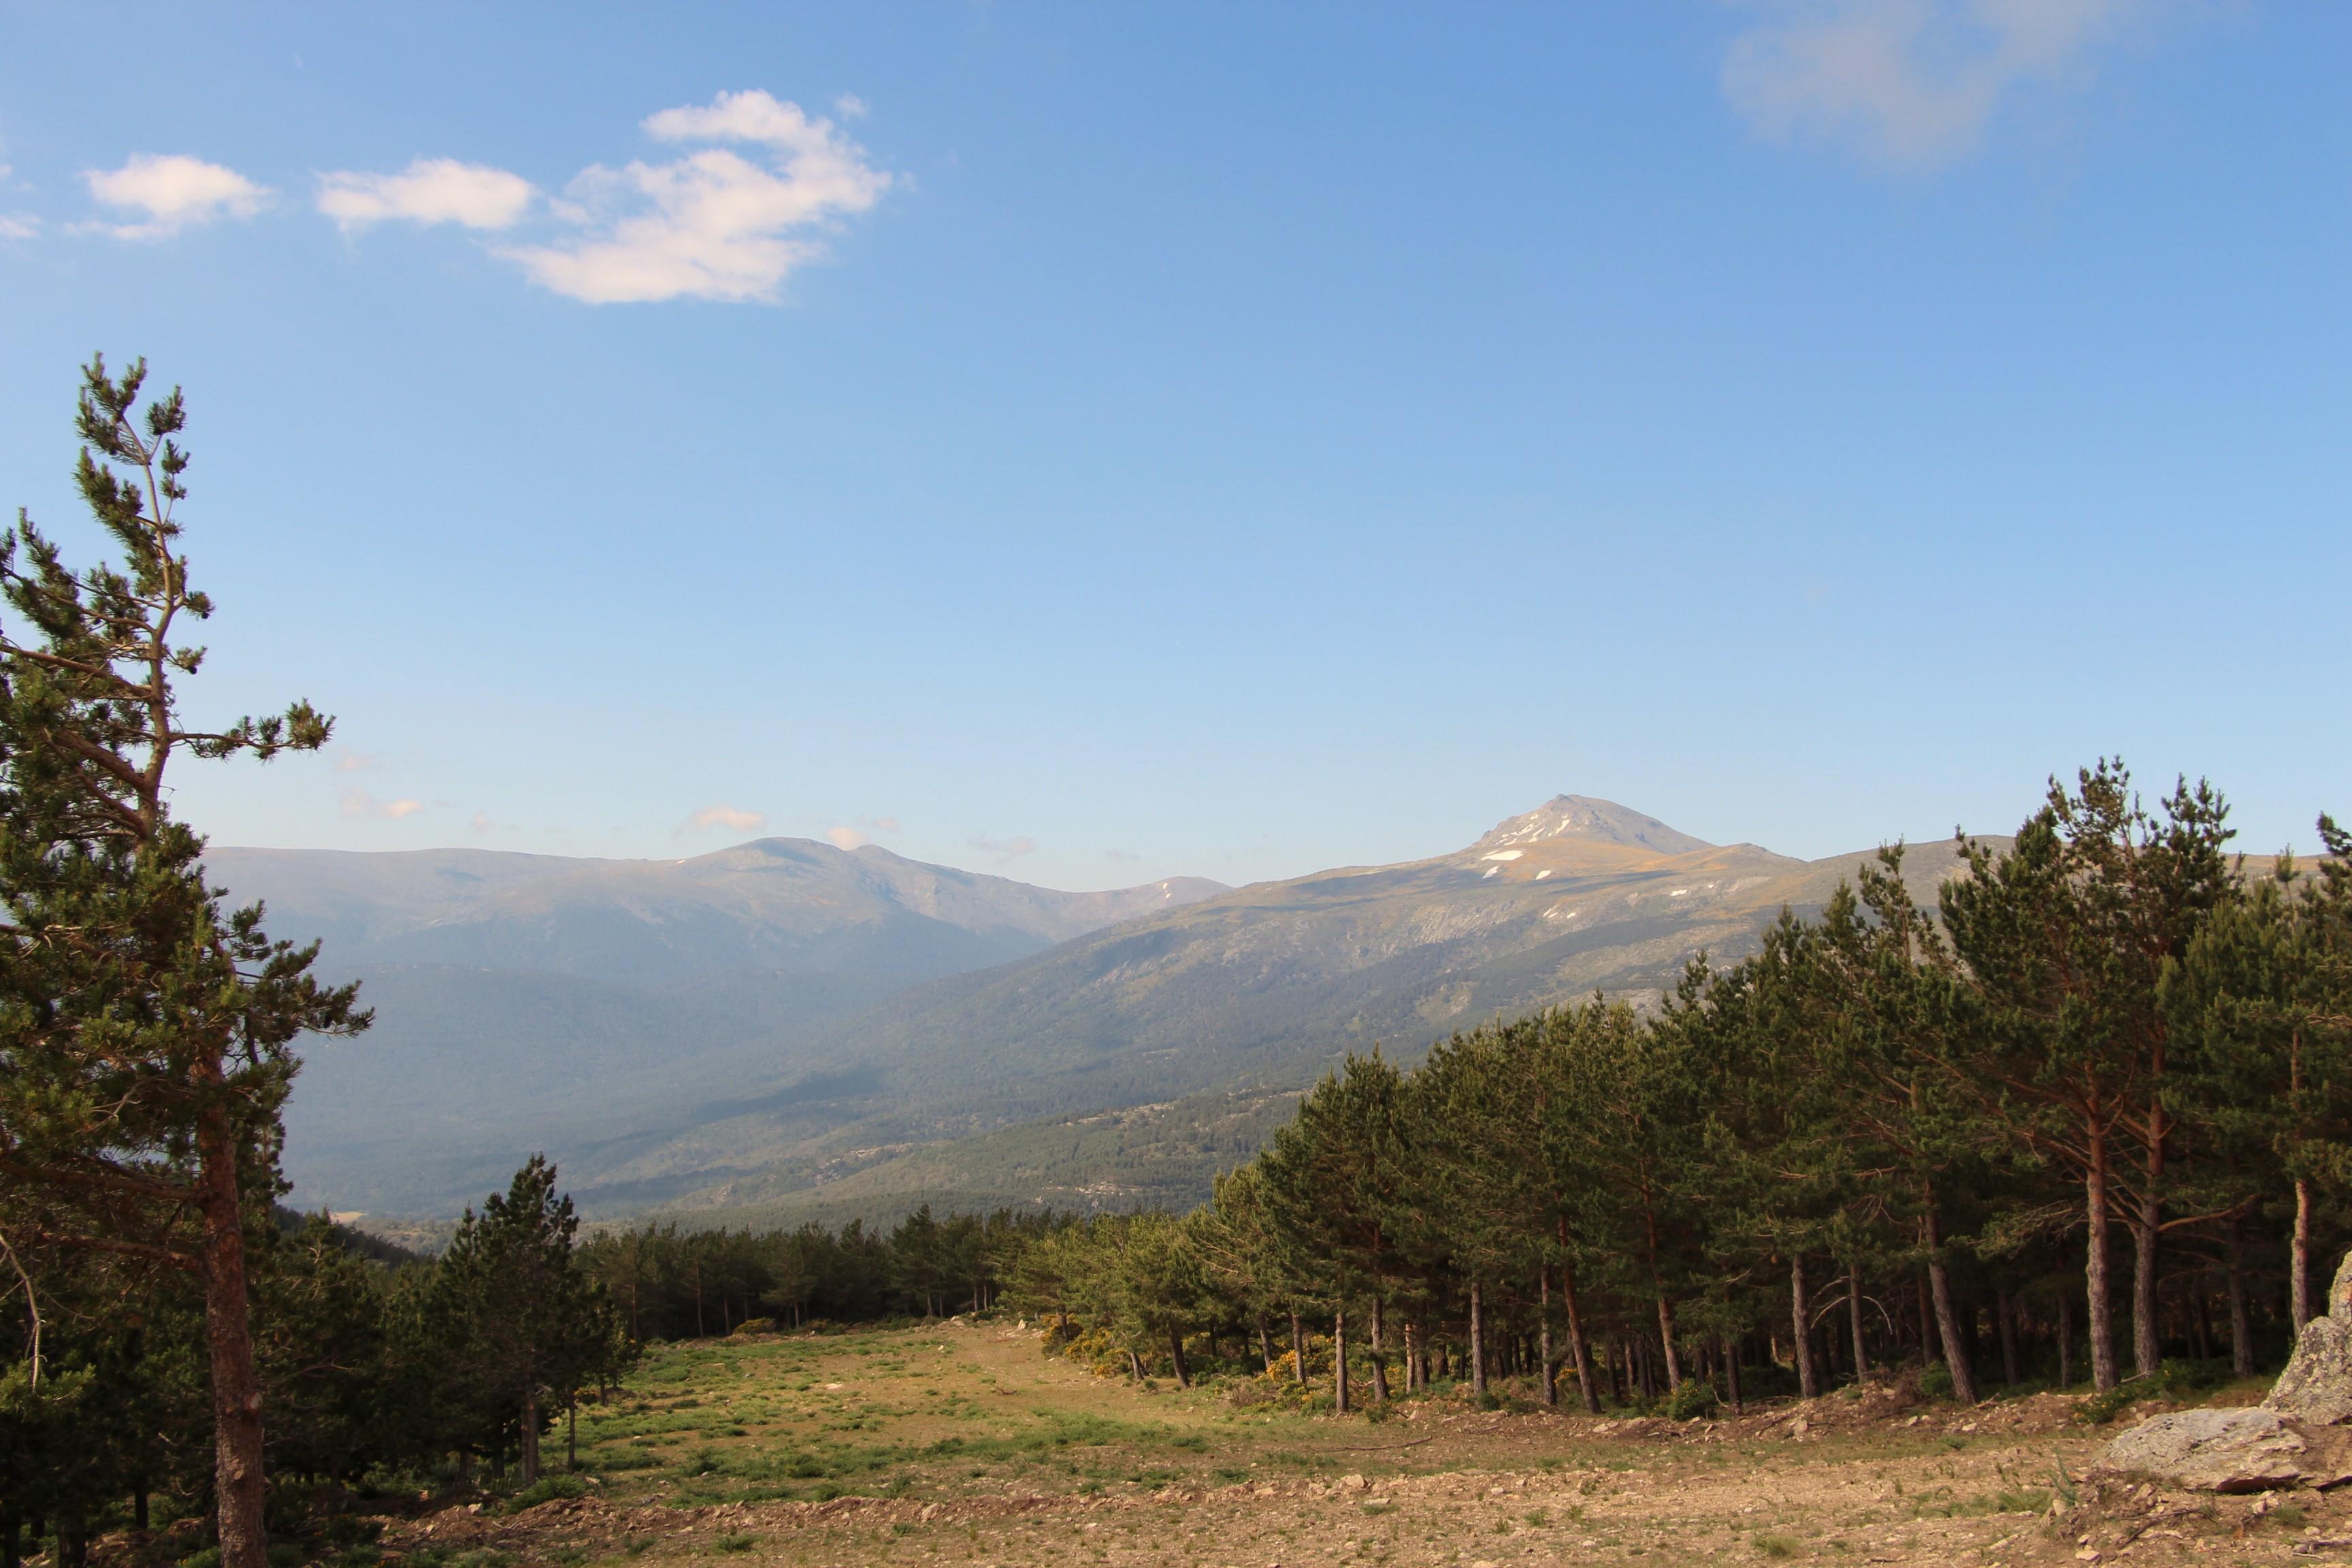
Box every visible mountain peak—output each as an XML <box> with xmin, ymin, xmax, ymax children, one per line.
<box><xmin>1472</xmin><ymin>795</ymin><xmax>1713</xmax><ymax>858</ymax></box>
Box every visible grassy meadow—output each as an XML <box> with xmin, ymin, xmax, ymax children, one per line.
<box><xmin>368</xmin><ymin>1320</ymin><xmax>2332</xmax><ymax>1568</ymax></box>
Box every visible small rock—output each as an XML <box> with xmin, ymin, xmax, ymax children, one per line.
<box><xmin>2095</xmin><ymin>1407</ymin><xmax>2308</xmax><ymax>1494</ymax></box>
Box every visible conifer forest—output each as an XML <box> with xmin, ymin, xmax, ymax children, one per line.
<box><xmin>9</xmin><ymin>364</ymin><xmax>2352</xmax><ymax>1564</ymax></box>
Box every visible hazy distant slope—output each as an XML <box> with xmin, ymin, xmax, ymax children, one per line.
<box><xmin>205</xmin><ymin>839</ymin><xmax>1226</xmax><ymax>1213</ymax></box>
<box><xmin>591</xmin><ymin>799</ymin><xmax>1988</xmax><ymax>1221</ymax></box>
<box><xmin>212</xmin><ymin>838</ymin><xmax>1226</xmax><ymax>985</ymax></box>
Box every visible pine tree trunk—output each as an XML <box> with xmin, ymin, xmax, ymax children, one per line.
<box><xmin>1923</xmin><ymin>1209</ymin><xmax>1978</xmax><ymax>1404</ymax></box>
<box><xmin>1789</xmin><ymin>1254</ymin><xmax>1819</xmax><ymax>1400</ymax></box>
<box><xmin>1368</xmin><ymin>1297</ymin><xmax>1388</xmax><ymax>1402</ymax></box>
<box><xmin>1469</xmin><ymin>1282</ymin><xmax>1488</xmax><ymax>1397</ymax></box>
<box><xmin>2085</xmin><ymin>1149</ymin><xmax>2119</xmax><ymax>1392</ymax></box>
<box><xmin>2131</xmin><ymin>1184</ymin><xmax>2162</xmax><ymax>1379</ymax></box>
<box><xmin>1333</xmin><ymin>1308</ymin><xmax>1349</xmax><ymax>1414</ymax></box>
<box><xmin>1537</xmin><ymin>1269</ymin><xmax>1556</xmax><ymax>1408</ymax></box>
<box><xmin>1258</xmin><ymin>1316</ymin><xmax>1274</xmax><ymax>1375</ymax></box>
<box><xmin>1997</xmin><ymin>1288</ymin><xmax>2021</xmax><ymax>1386</ymax></box>
<box><xmin>2294</xmin><ymin>1178</ymin><xmax>2315</xmax><ymax>1334</ymax></box>
<box><xmin>197</xmin><ymin>1105</ymin><xmax>269</xmax><ymax>1568</ymax></box>
<box><xmin>2057</xmin><ymin>1288</ymin><xmax>2074</xmax><ymax>1389</ymax></box>
<box><xmin>1655</xmin><ymin>1292</ymin><xmax>1682</xmax><ymax>1390</ymax></box>
<box><xmin>1127</xmin><ymin>1350</ymin><xmax>1144</xmax><ymax>1382</ymax></box>
<box><xmin>1559</xmin><ymin>1260</ymin><xmax>1599</xmax><ymax>1414</ymax></box>
<box><xmin>1290</xmin><ymin>1312</ymin><xmax>1308</xmax><ymax>1386</ymax></box>
<box><xmin>2227</xmin><ymin>1221</ymin><xmax>2256</xmax><ymax>1377</ymax></box>
<box><xmin>521</xmin><ymin>1384</ymin><xmax>541</xmax><ymax>1484</ymax></box>
<box><xmin>1845</xmin><ymin>1268</ymin><xmax>1867</xmax><ymax>1382</ymax></box>
<box><xmin>1724</xmin><ymin>1336</ymin><xmax>1743</xmax><ymax>1415</ymax></box>
<box><xmin>1167</xmin><ymin>1327</ymin><xmax>1190</xmax><ymax>1388</ymax></box>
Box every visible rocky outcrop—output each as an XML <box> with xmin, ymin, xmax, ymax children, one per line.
<box><xmin>2094</xmin><ymin>1407</ymin><xmax>2308</xmax><ymax>1494</ymax></box>
<box><xmin>2267</xmin><ymin>1252</ymin><xmax>2352</xmax><ymax>1426</ymax></box>
<box><xmin>2095</xmin><ymin>1250</ymin><xmax>2352</xmax><ymax>1492</ymax></box>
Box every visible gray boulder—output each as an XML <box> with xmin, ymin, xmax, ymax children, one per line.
<box><xmin>2267</xmin><ymin>1251</ymin><xmax>2352</xmax><ymax>1426</ymax></box>
<box><xmin>2094</xmin><ymin>1407</ymin><xmax>2308</xmax><ymax>1493</ymax></box>
<box><xmin>2267</xmin><ymin>1317</ymin><xmax>2352</xmax><ymax>1426</ymax></box>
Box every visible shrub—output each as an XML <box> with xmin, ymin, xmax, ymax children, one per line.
<box><xmin>732</xmin><ymin>1318</ymin><xmax>777</xmax><ymax>1337</ymax></box>
<box><xmin>2075</xmin><ymin>1359</ymin><xmax>2235</xmax><ymax>1426</ymax></box>
<box><xmin>1664</xmin><ymin>1379</ymin><xmax>1721</xmax><ymax>1420</ymax></box>
<box><xmin>508</xmin><ymin>1475</ymin><xmax>589</xmax><ymax>1512</ymax></box>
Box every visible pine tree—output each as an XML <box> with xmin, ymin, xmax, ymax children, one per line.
<box><xmin>0</xmin><ymin>358</ymin><xmax>366</xmax><ymax>1568</ymax></box>
<box><xmin>425</xmin><ymin>1157</ymin><xmax>608</xmax><ymax>1484</ymax></box>
<box><xmin>1940</xmin><ymin>762</ymin><xmax>2233</xmax><ymax>1390</ymax></box>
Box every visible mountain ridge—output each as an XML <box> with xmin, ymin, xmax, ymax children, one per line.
<box><xmin>252</xmin><ymin>796</ymin><xmax>2000</xmax><ymax>1222</ymax></box>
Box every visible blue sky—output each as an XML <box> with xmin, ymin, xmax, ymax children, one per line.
<box><xmin>1</xmin><ymin>2</ymin><xmax>2345</xmax><ymax>889</ymax></box>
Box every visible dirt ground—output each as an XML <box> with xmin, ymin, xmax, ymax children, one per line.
<box><xmin>368</xmin><ymin>1322</ymin><xmax>2348</xmax><ymax>1568</ymax></box>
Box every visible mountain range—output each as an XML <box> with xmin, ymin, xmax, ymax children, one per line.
<box><xmin>220</xmin><ymin>797</ymin><xmax>1977</xmax><ymax>1224</ymax></box>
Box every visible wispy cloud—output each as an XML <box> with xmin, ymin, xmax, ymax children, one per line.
<box><xmin>308</xmin><ymin>91</ymin><xmax>889</xmax><ymax>304</ymax></box>
<box><xmin>84</xmin><ymin>153</ymin><xmax>270</xmax><ymax>239</ymax></box>
<box><xmin>1722</xmin><ymin>0</ymin><xmax>2142</xmax><ymax>170</ymax></box>
<box><xmin>317</xmin><ymin>158</ymin><xmax>536</xmax><ymax>231</ymax></box>
<box><xmin>1103</xmin><ymin>848</ymin><xmax>1141</xmax><ymax>864</ymax></box>
<box><xmin>0</xmin><ymin>213</ymin><xmax>37</xmax><ymax>242</ymax></box>
<box><xmin>340</xmin><ymin>787</ymin><xmax>424</xmax><ymax>820</ymax></box>
<box><xmin>685</xmin><ymin>802</ymin><xmax>766</xmax><ymax>834</ymax></box>
<box><xmin>969</xmin><ymin>832</ymin><xmax>1039</xmax><ymax>862</ymax></box>
<box><xmin>826</xmin><ymin>813</ymin><xmax>902</xmax><ymax>852</ymax></box>
<box><xmin>333</xmin><ymin>750</ymin><xmax>380</xmax><ymax>774</ymax></box>
<box><xmin>504</xmin><ymin>89</ymin><xmax>892</xmax><ymax>304</ymax></box>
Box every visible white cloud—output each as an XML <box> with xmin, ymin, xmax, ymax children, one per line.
<box><xmin>0</xmin><ymin>213</ymin><xmax>37</xmax><ymax>242</ymax></box>
<box><xmin>858</xmin><ymin>814</ymin><xmax>902</xmax><ymax>834</ymax></box>
<box><xmin>686</xmin><ymin>802</ymin><xmax>766</xmax><ymax>834</ymax></box>
<box><xmin>504</xmin><ymin>89</ymin><xmax>892</xmax><ymax>304</ymax></box>
<box><xmin>84</xmin><ymin>153</ymin><xmax>270</xmax><ymax>239</ymax></box>
<box><xmin>834</xmin><ymin>94</ymin><xmax>870</xmax><ymax>121</ymax></box>
<box><xmin>317</xmin><ymin>158</ymin><xmax>536</xmax><ymax>231</ymax></box>
<box><xmin>470</xmin><ymin>811</ymin><xmax>492</xmax><ymax>832</ymax></box>
<box><xmin>1722</xmin><ymin>0</ymin><xmax>2140</xmax><ymax>169</ymax></box>
<box><xmin>333</xmin><ymin>750</ymin><xmax>379</xmax><ymax>774</ymax></box>
<box><xmin>826</xmin><ymin>825</ymin><xmax>870</xmax><ymax>851</ymax></box>
<box><xmin>340</xmin><ymin>787</ymin><xmax>423</xmax><ymax>820</ymax></box>
<box><xmin>969</xmin><ymin>833</ymin><xmax>1039</xmax><ymax>862</ymax></box>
